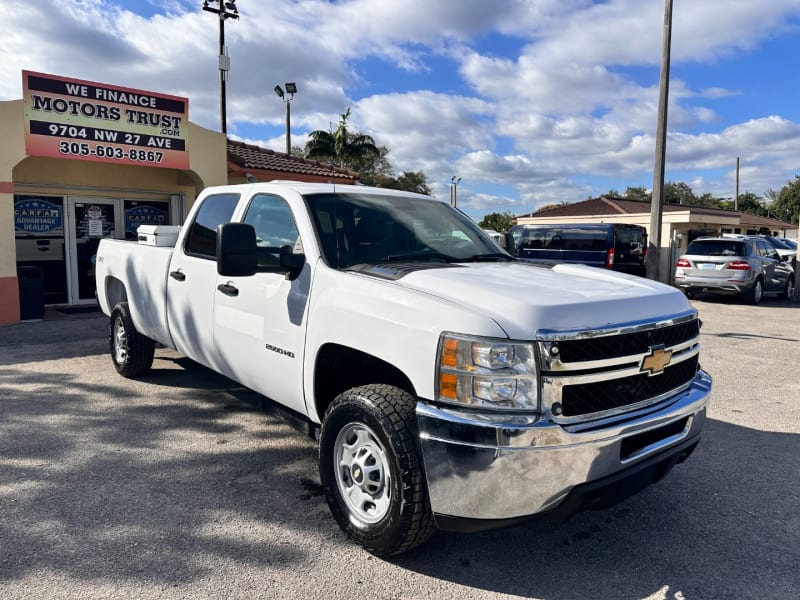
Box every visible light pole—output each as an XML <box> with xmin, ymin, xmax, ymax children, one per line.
<box><xmin>274</xmin><ymin>83</ymin><xmax>297</xmax><ymax>155</ymax></box>
<box><xmin>202</xmin><ymin>0</ymin><xmax>239</xmax><ymax>135</ymax></box>
<box><xmin>450</xmin><ymin>176</ymin><xmax>461</xmax><ymax>208</ymax></box>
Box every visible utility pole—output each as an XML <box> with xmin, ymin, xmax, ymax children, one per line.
<box><xmin>202</xmin><ymin>1</ymin><xmax>239</xmax><ymax>135</ymax></box>
<box><xmin>648</xmin><ymin>0</ymin><xmax>673</xmax><ymax>283</ymax></box>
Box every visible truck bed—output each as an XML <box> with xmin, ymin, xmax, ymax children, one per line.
<box><xmin>96</xmin><ymin>239</ymin><xmax>175</xmax><ymax>348</ymax></box>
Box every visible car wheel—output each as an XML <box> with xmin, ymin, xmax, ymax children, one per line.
<box><xmin>319</xmin><ymin>384</ymin><xmax>437</xmax><ymax>556</ymax></box>
<box><xmin>746</xmin><ymin>277</ymin><xmax>764</xmax><ymax>305</ymax></box>
<box><xmin>109</xmin><ymin>301</ymin><xmax>155</xmax><ymax>377</ymax></box>
<box><xmin>684</xmin><ymin>289</ymin><xmax>695</xmax><ymax>300</ymax></box>
<box><xmin>779</xmin><ymin>276</ymin><xmax>795</xmax><ymax>301</ymax></box>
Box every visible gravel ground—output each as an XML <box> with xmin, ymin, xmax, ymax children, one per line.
<box><xmin>0</xmin><ymin>297</ymin><xmax>798</xmax><ymax>600</ymax></box>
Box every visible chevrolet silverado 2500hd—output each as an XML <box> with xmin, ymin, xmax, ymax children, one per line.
<box><xmin>95</xmin><ymin>182</ymin><xmax>712</xmax><ymax>556</ymax></box>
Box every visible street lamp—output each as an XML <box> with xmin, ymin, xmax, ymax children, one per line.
<box><xmin>274</xmin><ymin>82</ymin><xmax>297</xmax><ymax>155</ymax></box>
<box><xmin>202</xmin><ymin>0</ymin><xmax>240</xmax><ymax>135</ymax></box>
<box><xmin>450</xmin><ymin>176</ymin><xmax>461</xmax><ymax>208</ymax></box>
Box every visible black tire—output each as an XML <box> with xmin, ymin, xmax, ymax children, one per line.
<box><xmin>319</xmin><ymin>384</ymin><xmax>436</xmax><ymax>556</ymax></box>
<box><xmin>684</xmin><ymin>289</ymin><xmax>695</xmax><ymax>300</ymax></box>
<box><xmin>108</xmin><ymin>301</ymin><xmax>155</xmax><ymax>377</ymax></box>
<box><xmin>746</xmin><ymin>277</ymin><xmax>763</xmax><ymax>305</ymax></box>
<box><xmin>779</xmin><ymin>276</ymin><xmax>795</xmax><ymax>301</ymax></box>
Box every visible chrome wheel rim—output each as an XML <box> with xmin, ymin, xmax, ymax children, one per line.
<box><xmin>754</xmin><ymin>280</ymin><xmax>763</xmax><ymax>303</ymax></box>
<box><xmin>334</xmin><ymin>423</ymin><xmax>391</xmax><ymax>524</ymax></box>
<box><xmin>788</xmin><ymin>279</ymin><xmax>796</xmax><ymax>301</ymax></box>
<box><xmin>113</xmin><ymin>317</ymin><xmax>128</xmax><ymax>364</ymax></box>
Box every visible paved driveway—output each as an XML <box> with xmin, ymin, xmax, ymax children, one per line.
<box><xmin>1</xmin><ymin>299</ymin><xmax>798</xmax><ymax>599</ymax></box>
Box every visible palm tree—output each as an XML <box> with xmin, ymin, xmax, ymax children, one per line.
<box><xmin>304</xmin><ymin>107</ymin><xmax>379</xmax><ymax>170</ymax></box>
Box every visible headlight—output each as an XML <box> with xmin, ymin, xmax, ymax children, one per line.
<box><xmin>436</xmin><ymin>333</ymin><xmax>539</xmax><ymax>411</ymax></box>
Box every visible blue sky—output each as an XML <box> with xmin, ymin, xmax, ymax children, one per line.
<box><xmin>2</xmin><ymin>0</ymin><xmax>800</xmax><ymax>221</ymax></box>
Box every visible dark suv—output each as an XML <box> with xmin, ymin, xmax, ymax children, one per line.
<box><xmin>673</xmin><ymin>235</ymin><xmax>794</xmax><ymax>304</ymax></box>
<box><xmin>507</xmin><ymin>223</ymin><xmax>647</xmax><ymax>276</ymax></box>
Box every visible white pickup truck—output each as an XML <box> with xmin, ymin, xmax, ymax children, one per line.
<box><xmin>95</xmin><ymin>182</ymin><xmax>712</xmax><ymax>556</ymax></box>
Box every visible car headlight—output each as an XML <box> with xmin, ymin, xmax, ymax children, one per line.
<box><xmin>436</xmin><ymin>333</ymin><xmax>539</xmax><ymax>412</ymax></box>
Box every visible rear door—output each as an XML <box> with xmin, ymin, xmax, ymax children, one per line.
<box><xmin>613</xmin><ymin>226</ymin><xmax>647</xmax><ymax>276</ymax></box>
<box><xmin>166</xmin><ymin>192</ymin><xmax>239</xmax><ymax>369</ymax></box>
<box><xmin>755</xmin><ymin>239</ymin><xmax>784</xmax><ymax>292</ymax></box>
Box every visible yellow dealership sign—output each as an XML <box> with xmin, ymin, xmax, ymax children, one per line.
<box><xmin>22</xmin><ymin>70</ymin><xmax>189</xmax><ymax>170</ymax></box>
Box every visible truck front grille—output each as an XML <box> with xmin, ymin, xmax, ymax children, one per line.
<box><xmin>556</xmin><ymin>319</ymin><xmax>699</xmax><ymax>363</ymax></box>
<box><xmin>560</xmin><ymin>355</ymin><xmax>699</xmax><ymax>417</ymax></box>
<box><xmin>540</xmin><ymin>314</ymin><xmax>702</xmax><ymax>423</ymax></box>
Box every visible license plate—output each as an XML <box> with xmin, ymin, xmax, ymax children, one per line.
<box><xmin>699</xmin><ymin>263</ymin><xmax>716</xmax><ymax>270</ymax></box>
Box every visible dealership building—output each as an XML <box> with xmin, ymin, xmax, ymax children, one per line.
<box><xmin>0</xmin><ymin>71</ymin><xmax>356</xmax><ymax>326</ymax></box>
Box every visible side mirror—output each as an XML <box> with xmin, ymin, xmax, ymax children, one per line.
<box><xmin>217</xmin><ymin>223</ymin><xmax>257</xmax><ymax>277</ymax></box>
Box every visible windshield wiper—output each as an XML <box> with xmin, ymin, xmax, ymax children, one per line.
<box><xmin>383</xmin><ymin>253</ymin><xmax>455</xmax><ymax>263</ymax></box>
<box><xmin>453</xmin><ymin>253</ymin><xmax>513</xmax><ymax>263</ymax></box>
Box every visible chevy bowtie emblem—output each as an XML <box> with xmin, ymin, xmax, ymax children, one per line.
<box><xmin>640</xmin><ymin>345</ymin><xmax>673</xmax><ymax>376</ymax></box>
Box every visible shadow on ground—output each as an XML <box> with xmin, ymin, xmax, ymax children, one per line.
<box><xmin>1</xmin><ymin>319</ymin><xmax>798</xmax><ymax>598</ymax></box>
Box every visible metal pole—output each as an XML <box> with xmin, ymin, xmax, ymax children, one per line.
<box><xmin>648</xmin><ymin>0</ymin><xmax>673</xmax><ymax>283</ymax></box>
<box><xmin>735</xmin><ymin>156</ymin><xmax>740</xmax><ymax>211</ymax></box>
<box><xmin>203</xmin><ymin>1</ymin><xmax>238</xmax><ymax>135</ymax></box>
<box><xmin>285</xmin><ymin>100</ymin><xmax>291</xmax><ymax>155</ymax></box>
<box><xmin>219</xmin><ymin>12</ymin><xmax>226</xmax><ymax>134</ymax></box>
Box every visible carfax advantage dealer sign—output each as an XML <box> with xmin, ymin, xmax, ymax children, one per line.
<box><xmin>22</xmin><ymin>70</ymin><xmax>189</xmax><ymax>170</ymax></box>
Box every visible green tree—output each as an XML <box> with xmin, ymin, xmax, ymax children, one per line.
<box><xmin>479</xmin><ymin>211</ymin><xmax>516</xmax><ymax>232</ymax></box>
<box><xmin>395</xmin><ymin>171</ymin><xmax>431</xmax><ymax>195</ymax></box>
<box><xmin>355</xmin><ymin>146</ymin><xmax>394</xmax><ymax>184</ymax></box>
<box><xmin>624</xmin><ymin>186</ymin><xmax>650</xmax><ymax>201</ymax></box>
<box><xmin>735</xmin><ymin>192</ymin><xmax>767</xmax><ymax>216</ymax></box>
<box><xmin>696</xmin><ymin>192</ymin><xmax>722</xmax><ymax>208</ymax></box>
<box><xmin>770</xmin><ymin>175</ymin><xmax>800</xmax><ymax>224</ymax></box>
<box><xmin>304</xmin><ymin>107</ymin><xmax>380</xmax><ymax>170</ymax></box>
<box><xmin>305</xmin><ymin>109</ymin><xmax>431</xmax><ymax>195</ymax></box>
<box><xmin>663</xmin><ymin>181</ymin><xmax>696</xmax><ymax>205</ymax></box>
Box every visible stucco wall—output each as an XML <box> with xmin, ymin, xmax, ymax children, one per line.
<box><xmin>0</xmin><ymin>99</ymin><xmax>226</xmax><ymax>325</ymax></box>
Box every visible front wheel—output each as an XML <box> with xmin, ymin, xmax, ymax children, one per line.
<box><xmin>109</xmin><ymin>301</ymin><xmax>155</xmax><ymax>377</ymax></box>
<box><xmin>319</xmin><ymin>384</ymin><xmax>436</xmax><ymax>556</ymax></box>
<box><xmin>746</xmin><ymin>278</ymin><xmax>764</xmax><ymax>305</ymax></box>
<box><xmin>779</xmin><ymin>276</ymin><xmax>795</xmax><ymax>301</ymax></box>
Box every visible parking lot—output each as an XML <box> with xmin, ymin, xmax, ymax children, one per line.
<box><xmin>1</xmin><ymin>298</ymin><xmax>798</xmax><ymax>600</ymax></box>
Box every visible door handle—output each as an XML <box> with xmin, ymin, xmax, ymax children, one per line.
<box><xmin>217</xmin><ymin>283</ymin><xmax>239</xmax><ymax>297</ymax></box>
<box><xmin>169</xmin><ymin>270</ymin><xmax>186</xmax><ymax>281</ymax></box>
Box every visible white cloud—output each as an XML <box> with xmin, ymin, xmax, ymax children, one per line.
<box><xmin>2</xmin><ymin>0</ymin><xmax>800</xmax><ymax>218</ymax></box>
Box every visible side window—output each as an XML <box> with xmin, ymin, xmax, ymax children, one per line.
<box><xmin>184</xmin><ymin>193</ymin><xmax>240</xmax><ymax>259</ymax></box>
<box><xmin>242</xmin><ymin>194</ymin><xmax>300</xmax><ymax>269</ymax></box>
<box><xmin>757</xmin><ymin>239</ymin><xmax>777</xmax><ymax>259</ymax></box>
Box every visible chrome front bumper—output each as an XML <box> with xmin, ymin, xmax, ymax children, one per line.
<box><xmin>416</xmin><ymin>369</ymin><xmax>712</xmax><ymax>524</ymax></box>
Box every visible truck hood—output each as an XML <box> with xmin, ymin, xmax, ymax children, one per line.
<box><xmin>392</xmin><ymin>261</ymin><xmax>692</xmax><ymax>339</ymax></box>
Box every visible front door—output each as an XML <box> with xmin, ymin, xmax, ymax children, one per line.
<box><xmin>66</xmin><ymin>198</ymin><xmax>121</xmax><ymax>304</ymax></box>
<box><xmin>212</xmin><ymin>193</ymin><xmax>310</xmax><ymax>415</ymax></box>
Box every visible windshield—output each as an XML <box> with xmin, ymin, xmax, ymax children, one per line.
<box><xmin>686</xmin><ymin>240</ymin><xmax>745</xmax><ymax>256</ymax></box>
<box><xmin>304</xmin><ymin>192</ymin><xmax>507</xmax><ymax>268</ymax></box>
<box><xmin>764</xmin><ymin>236</ymin><xmax>793</xmax><ymax>250</ymax></box>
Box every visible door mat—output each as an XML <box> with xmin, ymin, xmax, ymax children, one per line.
<box><xmin>55</xmin><ymin>306</ymin><xmax>101</xmax><ymax>315</ymax></box>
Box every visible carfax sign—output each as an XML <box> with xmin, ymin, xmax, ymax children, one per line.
<box><xmin>22</xmin><ymin>70</ymin><xmax>189</xmax><ymax>169</ymax></box>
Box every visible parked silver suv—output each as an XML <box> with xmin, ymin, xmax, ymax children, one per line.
<box><xmin>674</xmin><ymin>235</ymin><xmax>795</xmax><ymax>304</ymax></box>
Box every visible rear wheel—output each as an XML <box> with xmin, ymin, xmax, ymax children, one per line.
<box><xmin>319</xmin><ymin>384</ymin><xmax>436</xmax><ymax>556</ymax></box>
<box><xmin>746</xmin><ymin>277</ymin><xmax>764</xmax><ymax>305</ymax></box>
<box><xmin>109</xmin><ymin>302</ymin><xmax>155</xmax><ymax>377</ymax></box>
<box><xmin>779</xmin><ymin>276</ymin><xmax>795</xmax><ymax>301</ymax></box>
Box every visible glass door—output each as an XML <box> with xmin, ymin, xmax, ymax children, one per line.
<box><xmin>66</xmin><ymin>198</ymin><xmax>123</xmax><ymax>304</ymax></box>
